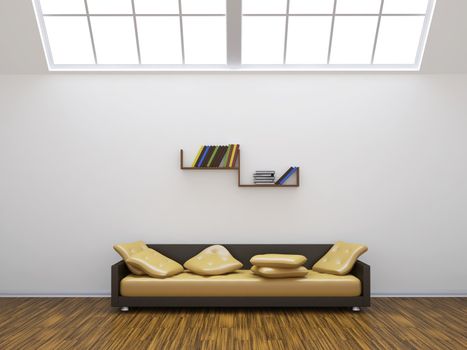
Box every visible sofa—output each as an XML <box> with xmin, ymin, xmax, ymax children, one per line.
<box><xmin>111</xmin><ymin>244</ymin><xmax>370</xmax><ymax>311</ymax></box>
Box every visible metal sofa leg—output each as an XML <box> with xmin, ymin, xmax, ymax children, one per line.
<box><xmin>120</xmin><ymin>306</ymin><xmax>129</xmax><ymax>312</ymax></box>
<box><xmin>352</xmin><ymin>306</ymin><xmax>361</xmax><ymax>312</ymax></box>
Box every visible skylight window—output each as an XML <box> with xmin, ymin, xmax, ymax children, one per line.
<box><xmin>33</xmin><ymin>0</ymin><xmax>437</xmax><ymax>71</ymax></box>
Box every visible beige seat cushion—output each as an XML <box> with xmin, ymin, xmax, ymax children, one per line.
<box><xmin>113</xmin><ymin>241</ymin><xmax>149</xmax><ymax>275</ymax></box>
<box><xmin>250</xmin><ymin>254</ymin><xmax>307</xmax><ymax>268</ymax></box>
<box><xmin>184</xmin><ymin>245</ymin><xmax>243</xmax><ymax>276</ymax></box>
<box><xmin>126</xmin><ymin>248</ymin><xmax>184</xmax><ymax>278</ymax></box>
<box><xmin>312</xmin><ymin>241</ymin><xmax>368</xmax><ymax>276</ymax></box>
<box><xmin>121</xmin><ymin>270</ymin><xmax>361</xmax><ymax>297</ymax></box>
<box><xmin>251</xmin><ymin>266</ymin><xmax>308</xmax><ymax>278</ymax></box>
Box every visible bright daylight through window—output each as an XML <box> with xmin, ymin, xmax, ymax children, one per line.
<box><xmin>33</xmin><ymin>0</ymin><xmax>436</xmax><ymax>71</ymax></box>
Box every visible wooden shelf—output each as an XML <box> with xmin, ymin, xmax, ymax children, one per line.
<box><xmin>238</xmin><ymin>184</ymin><xmax>299</xmax><ymax>187</ymax></box>
<box><xmin>180</xmin><ymin>148</ymin><xmax>299</xmax><ymax>188</ymax></box>
<box><xmin>180</xmin><ymin>149</ymin><xmax>238</xmax><ymax>170</ymax></box>
<box><xmin>181</xmin><ymin>167</ymin><xmax>239</xmax><ymax>170</ymax></box>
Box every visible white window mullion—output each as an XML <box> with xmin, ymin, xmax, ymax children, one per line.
<box><xmin>327</xmin><ymin>0</ymin><xmax>338</xmax><ymax>64</ymax></box>
<box><xmin>83</xmin><ymin>0</ymin><xmax>98</xmax><ymax>64</ymax></box>
<box><xmin>178</xmin><ymin>0</ymin><xmax>186</xmax><ymax>64</ymax></box>
<box><xmin>130</xmin><ymin>0</ymin><xmax>141</xmax><ymax>64</ymax></box>
<box><xmin>227</xmin><ymin>0</ymin><xmax>241</xmax><ymax>66</ymax></box>
<box><xmin>371</xmin><ymin>0</ymin><xmax>385</xmax><ymax>64</ymax></box>
<box><xmin>283</xmin><ymin>0</ymin><xmax>290</xmax><ymax>64</ymax></box>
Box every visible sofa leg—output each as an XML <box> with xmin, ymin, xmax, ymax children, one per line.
<box><xmin>120</xmin><ymin>306</ymin><xmax>129</xmax><ymax>312</ymax></box>
<box><xmin>352</xmin><ymin>306</ymin><xmax>361</xmax><ymax>312</ymax></box>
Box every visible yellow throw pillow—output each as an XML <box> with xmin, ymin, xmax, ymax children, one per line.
<box><xmin>126</xmin><ymin>249</ymin><xmax>184</xmax><ymax>278</ymax></box>
<box><xmin>251</xmin><ymin>266</ymin><xmax>308</xmax><ymax>278</ymax></box>
<box><xmin>312</xmin><ymin>241</ymin><xmax>368</xmax><ymax>276</ymax></box>
<box><xmin>184</xmin><ymin>245</ymin><xmax>243</xmax><ymax>276</ymax></box>
<box><xmin>250</xmin><ymin>254</ymin><xmax>307</xmax><ymax>268</ymax></box>
<box><xmin>113</xmin><ymin>241</ymin><xmax>149</xmax><ymax>275</ymax></box>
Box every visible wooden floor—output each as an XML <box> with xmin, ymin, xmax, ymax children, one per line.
<box><xmin>0</xmin><ymin>298</ymin><xmax>465</xmax><ymax>350</ymax></box>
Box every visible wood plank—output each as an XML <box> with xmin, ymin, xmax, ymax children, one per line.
<box><xmin>0</xmin><ymin>298</ymin><xmax>465</xmax><ymax>350</ymax></box>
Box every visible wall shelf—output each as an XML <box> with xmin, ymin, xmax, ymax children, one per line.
<box><xmin>180</xmin><ymin>149</ymin><xmax>299</xmax><ymax>188</ymax></box>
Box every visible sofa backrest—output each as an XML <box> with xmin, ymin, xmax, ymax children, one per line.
<box><xmin>148</xmin><ymin>244</ymin><xmax>332</xmax><ymax>268</ymax></box>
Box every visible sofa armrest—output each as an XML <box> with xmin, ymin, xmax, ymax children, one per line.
<box><xmin>351</xmin><ymin>260</ymin><xmax>371</xmax><ymax>303</ymax></box>
<box><xmin>111</xmin><ymin>260</ymin><xmax>129</xmax><ymax>306</ymax></box>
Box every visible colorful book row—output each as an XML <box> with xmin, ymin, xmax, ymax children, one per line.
<box><xmin>275</xmin><ymin>167</ymin><xmax>298</xmax><ymax>185</ymax></box>
<box><xmin>191</xmin><ymin>144</ymin><xmax>240</xmax><ymax>168</ymax></box>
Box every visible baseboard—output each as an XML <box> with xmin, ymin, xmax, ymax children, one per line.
<box><xmin>0</xmin><ymin>291</ymin><xmax>110</xmax><ymax>297</ymax></box>
<box><xmin>372</xmin><ymin>293</ymin><xmax>467</xmax><ymax>297</ymax></box>
<box><xmin>1</xmin><ymin>292</ymin><xmax>466</xmax><ymax>298</ymax></box>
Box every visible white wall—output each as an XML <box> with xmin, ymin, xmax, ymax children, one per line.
<box><xmin>0</xmin><ymin>73</ymin><xmax>466</xmax><ymax>295</ymax></box>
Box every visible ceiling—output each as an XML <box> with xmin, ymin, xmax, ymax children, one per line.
<box><xmin>0</xmin><ymin>0</ymin><xmax>466</xmax><ymax>74</ymax></box>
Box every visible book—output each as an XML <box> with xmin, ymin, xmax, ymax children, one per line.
<box><xmin>228</xmin><ymin>144</ymin><xmax>237</xmax><ymax>168</ymax></box>
<box><xmin>230</xmin><ymin>144</ymin><xmax>239</xmax><ymax>168</ymax></box>
<box><xmin>196</xmin><ymin>146</ymin><xmax>209</xmax><ymax>167</ymax></box>
<box><xmin>225</xmin><ymin>144</ymin><xmax>234</xmax><ymax>168</ymax></box>
<box><xmin>214</xmin><ymin>145</ymin><xmax>227</xmax><ymax>167</ymax></box>
<box><xmin>254</xmin><ymin>171</ymin><xmax>275</xmax><ymax>174</ymax></box>
<box><xmin>275</xmin><ymin>166</ymin><xmax>294</xmax><ymax>184</ymax></box>
<box><xmin>201</xmin><ymin>146</ymin><xmax>215</xmax><ymax>167</ymax></box>
<box><xmin>192</xmin><ymin>145</ymin><xmax>204</xmax><ymax>167</ymax></box>
<box><xmin>279</xmin><ymin>167</ymin><xmax>298</xmax><ymax>185</ymax></box>
<box><xmin>207</xmin><ymin>146</ymin><xmax>219</xmax><ymax>167</ymax></box>
<box><xmin>220</xmin><ymin>145</ymin><xmax>232</xmax><ymax>168</ymax></box>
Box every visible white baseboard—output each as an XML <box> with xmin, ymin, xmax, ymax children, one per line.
<box><xmin>0</xmin><ymin>292</ymin><xmax>466</xmax><ymax>298</ymax></box>
<box><xmin>372</xmin><ymin>293</ymin><xmax>467</xmax><ymax>297</ymax></box>
<box><xmin>0</xmin><ymin>291</ymin><xmax>110</xmax><ymax>297</ymax></box>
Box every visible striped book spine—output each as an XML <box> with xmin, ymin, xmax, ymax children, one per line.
<box><xmin>196</xmin><ymin>146</ymin><xmax>210</xmax><ymax>167</ymax></box>
<box><xmin>207</xmin><ymin>146</ymin><xmax>219</xmax><ymax>167</ymax></box>
<box><xmin>229</xmin><ymin>144</ymin><xmax>238</xmax><ymax>168</ymax></box>
<box><xmin>191</xmin><ymin>145</ymin><xmax>204</xmax><ymax>167</ymax></box>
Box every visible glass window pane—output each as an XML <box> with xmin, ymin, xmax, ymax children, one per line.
<box><xmin>242</xmin><ymin>17</ymin><xmax>285</xmax><ymax>64</ymax></box>
<box><xmin>374</xmin><ymin>16</ymin><xmax>425</xmax><ymax>64</ymax></box>
<box><xmin>44</xmin><ymin>17</ymin><xmax>94</xmax><ymax>64</ymax></box>
<box><xmin>91</xmin><ymin>17</ymin><xmax>139</xmax><ymax>64</ymax></box>
<box><xmin>383</xmin><ymin>0</ymin><xmax>429</xmax><ymax>14</ymax></box>
<box><xmin>39</xmin><ymin>0</ymin><xmax>86</xmax><ymax>14</ymax></box>
<box><xmin>137</xmin><ymin>17</ymin><xmax>182</xmax><ymax>64</ymax></box>
<box><xmin>134</xmin><ymin>0</ymin><xmax>179</xmax><ymax>14</ymax></box>
<box><xmin>336</xmin><ymin>0</ymin><xmax>381</xmax><ymax>14</ymax></box>
<box><xmin>183</xmin><ymin>17</ymin><xmax>226</xmax><ymax>64</ymax></box>
<box><xmin>289</xmin><ymin>0</ymin><xmax>334</xmax><ymax>14</ymax></box>
<box><xmin>87</xmin><ymin>0</ymin><xmax>132</xmax><ymax>14</ymax></box>
<box><xmin>182</xmin><ymin>0</ymin><xmax>225</xmax><ymax>14</ymax></box>
<box><xmin>286</xmin><ymin>17</ymin><xmax>332</xmax><ymax>64</ymax></box>
<box><xmin>330</xmin><ymin>16</ymin><xmax>378</xmax><ymax>64</ymax></box>
<box><xmin>243</xmin><ymin>0</ymin><xmax>287</xmax><ymax>14</ymax></box>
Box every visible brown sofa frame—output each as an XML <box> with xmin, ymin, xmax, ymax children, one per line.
<box><xmin>111</xmin><ymin>244</ymin><xmax>370</xmax><ymax>310</ymax></box>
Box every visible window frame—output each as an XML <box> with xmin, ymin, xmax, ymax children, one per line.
<box><xmin>32</xmin><ymin>0</ymin><xmax>437</xmax><ymax>71</ymax></box>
